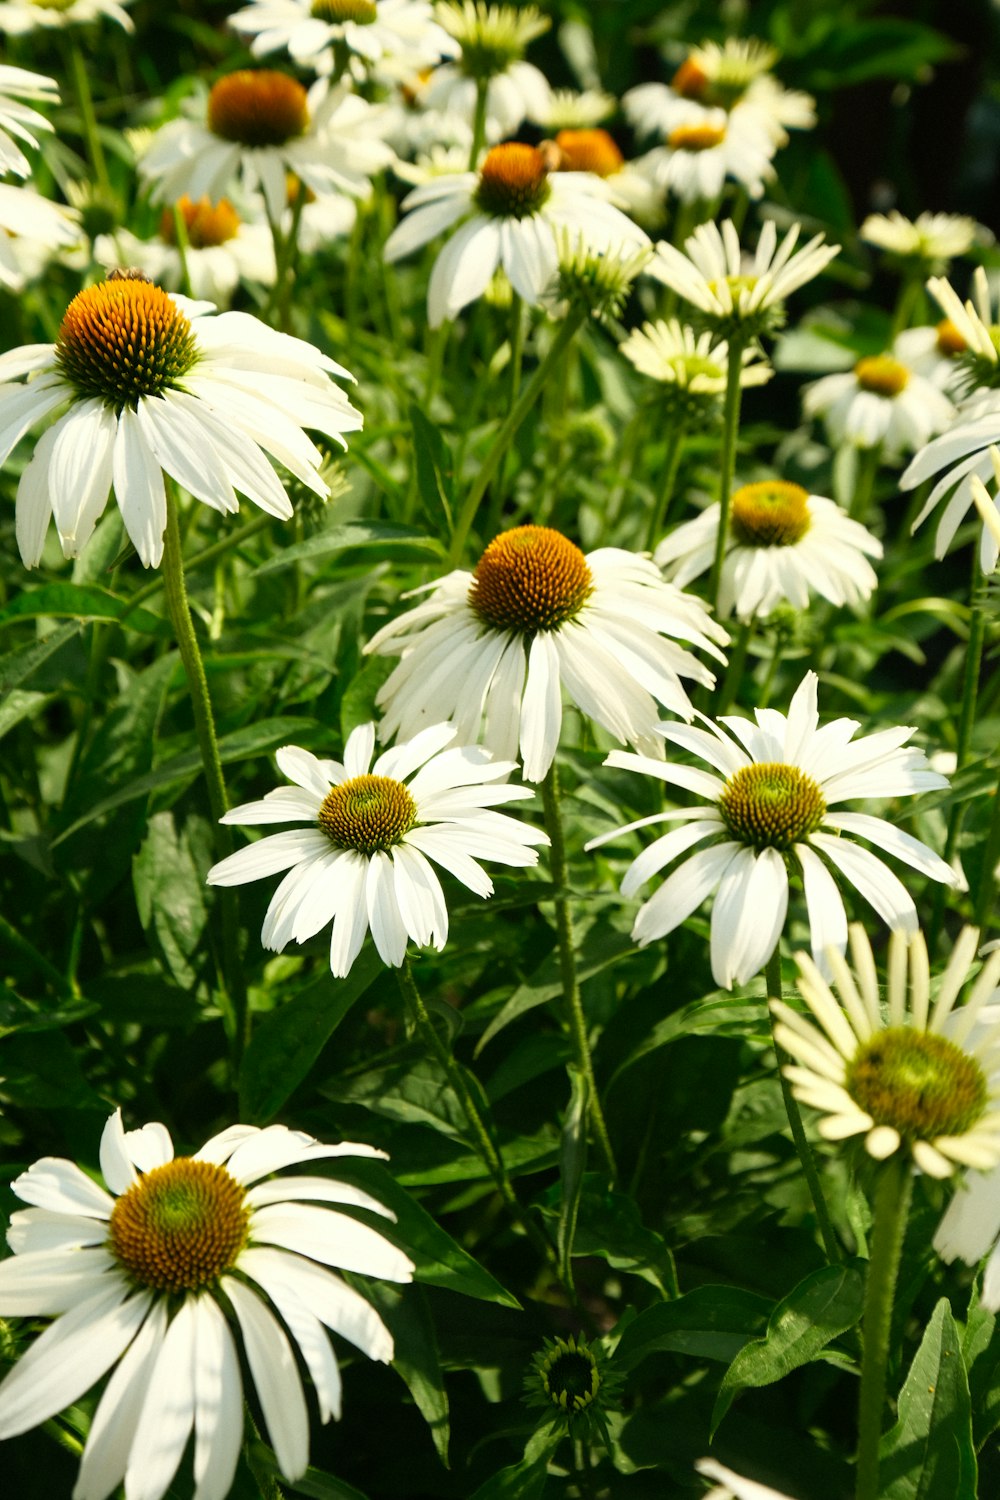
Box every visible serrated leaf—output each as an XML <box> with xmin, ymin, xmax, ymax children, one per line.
<box><xmin>880</xmin><ymin>1297</ymin><xmax>976</xmax><ymax>1498</ymax></box>
<box><xmin>614</xmin><ymin>1286</ymin><xmax>773</xmax><ymax>1372</ymax></box>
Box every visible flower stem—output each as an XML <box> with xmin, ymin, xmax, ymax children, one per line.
<box><xmin>847</xmin><ymin>444</ymin><xmax>881</xmax><ymax>524</ymax></box>
<box><xmin>161</xmin><ymin>489</ymin><xmax>247</xmax><ymax>1056</ymax></box>
<box><xmin>396</xmin><ymin>957</ymin><xmax>556</xmax><ymax>1267</ymax></box>
<box><xmin>855</xmin><ymin>1156</ymin><xmax>913</xmax><ymax>1500</ymax></box>
<box><xmin>65</xmin><ymin>36</ymin><xmax>111</xmax><ymax>198</ymax></box>
<box><xmin>714</xmin><ymin>615</ymin><xmax>754</xmax><ymax>716</ymax></box>
<box><xmin>706</xmin><ymin>336</ymin><xmax>746</xmax><ymax>612</ymax></box>
<box><xmin>646</xmin><ymin>417</ymin><xmax>687</xmax><ymax>549</ymax></box>
<box><xmin>766</xmin><ymin>950</ymin><xmax>840</xmax><ymax>1263</ymax></box>
<box><xmin>469</xmin><ymin>79</ymin><xmax>489</xmax><ymax>169</ymax></box>
<box><xmin>541</xmin><ymin>764</ymin><xmax>618</xmax><ymax>1183</ymax></box>
<box><xmin>448</xmin><ymin>305</ymin><xmax>588</xmax><ymax>565</ymax></box>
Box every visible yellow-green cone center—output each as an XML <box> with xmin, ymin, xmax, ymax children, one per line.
<box><xmin>541</xmin><ymin>1343</ymin><xmax>600</xmax><ymax>1415</ymax></box>
<box><xmin>108</xmin><ymin>1158</ymin><xmax>249</xmax><ymax>1292</ymax></box>
<box><xmin>474</xmin><ymin>143</ymin><xmax>551</xmax><ymax>219</ymax></box>
<box><xmin>311</xmin><ymin>0</ymin><xmax>377</xmax><ymax>20</ymax></box>
<box><xmin>668</xmin><ymin>122</ymin><xmax>727</xmax><ymax>152</ymax></box>
<box><xmin>208</xmin><ymin>71</ymin><xmax>309</xmax><ymax>148</ymax></box>
<box><xmin>730</xmin><ymin>481</ymin><xmax>812</xmax><ymax>547</ymax></box>
<box><xmin>847</xmin><ymin>1029</ymin><xmax>988</xmax><ymax>1139</ymax></box>
<box><xmin>470</xmin><ymin>525</ymin><xmax>593</xmax><ymax>633</ymax></box>
<box><xmin>854</xmin><ymin>354</ymin><xmax>910</xmax><ymax>396</ymax></box>
<box><xmin>56</xmin><ymin>277</ymin><xmax>198</xmax><ymax>410</ymax></box>
<box><xmin>318</xmin><ymin>773</ymin><xmax>417</xmax><ymax>853</ymax></box>
<box><xmin>718</xmin><ymin>762</ymin><xmax>826</xmax><ymax>851</ymax></box>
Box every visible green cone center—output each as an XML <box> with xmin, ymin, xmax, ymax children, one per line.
<box><xmin>108</xmin><ymin>1157</ymin><xmax>249</xmax><ymax>1292</ymax></box>
<box><xmin>847</xmin><ymin>1028</ymin><xmax>988</xmax><ymax>1139</ymax></box>
<box><xmin>542</xmin><ymin>1347</ymin><xmax>600</xmax><ymax>1414</ymax></box>
<box><xmin>318</xmin><ymin>774</ymin><xmax>417</xmax><ymax>853</ymax></box>
<box><xmin>311</xmin><ymin>0</ymin><xmax>377</xmax><ymax>21</ymax></box>
<box><xmin>718</xmin><ymin>762</ymin><xmax>826</xmax><ymax>850</ymax></box>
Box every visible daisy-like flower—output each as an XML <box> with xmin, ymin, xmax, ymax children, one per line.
<box><xmin>585</xmin><ymin>671</ymin><xmax>959</xmax><ymax>990</ymax></box>
<box><xmin>655</xmin><ymin>479</ymin><xmax>882</xmax><ymax>619</ymax></box>
<box><xmin>0</xmin><ymin>181</ymin><xmax>81</xmax><ymax>292</ymax></box>
<box><xmin>861</xmin><ymin>210</ymin><xmax>990</xmax><ymax>269</ymax></box>
<box><xmin>648</xmin><ymin>218</ymin><xmax>839</xmax><ymax>342</ymax></box>
<box><xmin>773</xmin><ymin>923</ymin><xmax>1000</xmax><ymax>1178</ymax></box>
<box><xmin>207</xmin><ymin>721</ymin><xmax>547</xmax><ymax>978</ymax></box>
<box><xmin>533</xmin><ymin>87</ymin><xmax>616</xmax><ymax>131</ymax></box>
<box><xmin>138</xmin><ymin>74</ymin><xmax>395</xmax><ymax>223</ymax></box>
<box><xmin>0</xmin><ymin>1109</ymin><xmax>414</xmax><ymax>1500</ymax></box>
<box><xmin>0</xmin><ymin>271</ymin><xmax>361</xmax><ymax>569</ymax></box>
<box><xmin>803</xmin><ymin>335</ymin><xmax>955</xmax><ymax>458</ymax></box>
<box><xmin>423</xmin><ymin>1</ymin><xmax>551</xmax><ymax>139</ymax></box>
<box><xmin>549</xmin><ymin>127</ymin><xmax>661</xmax><ymax>223</ymax></box>
<box><xmin>0</xmin><ymin>0</ymin><xmax>133</xmax><ymax>31</ymax></box>
<box><xmin>0</xmin><ymin>63</ymin><xmax>58</xmax><ymax>177</ymax></box>
<box><xmin>697</xmin><ymin>1458</ymin><xmax>796</xmax><ymax>1500</ymax></box>
<box><xmin>383</xmin><ymin>141</ymin><xmax>649</xmax><ymax>326</ymax></box>
<box><xmin>95</xmin><ymin>196</ymin><xmax>276</xmax><ymax>306</ymax></box>
<box><xmin>364</xmin><ymin>524</ymin><xmax>728</xmax><ymax>784</ymax></box>
<box><xmin>620</xmin><ymin>318</ymin><xmax>771</xmax><ymax>427</ymax></box>
<box><xmin>637</xmin><ymin>108</ymin><xmax>775</xmax><ymax>204</ymax></box>
<box><xmin>228</xmin><ymin>0</ymin><xmax>457</xmax><ymax>81</ymax></box>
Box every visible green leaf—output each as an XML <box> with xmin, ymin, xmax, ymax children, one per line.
<box><xmin>0</xmin><ymin>690</ymin><xmax>49</xmax><ymax>743</ymax></box>
<box><xmin>0</xmin><ymin>621</ymin><xmax>81</xmax><ymax>692</ymax></box>
<box><xmin>410</xmin><ymin>403</ymin><xmax>455</xmax><ymax>532</ymax></box>
<box><xmin>322</xmin><ymin>1050</ymin><xmax>470</xmax><ymax>1141</ymax></box>
<box><xmin>880</xmin><ymin>1298</ymin><xmax>977</xmax><ymax>1498</ymax></box>
<box><xmin>249</xmin><ymin>1445</ymin><xmax>371</xmax><ymax>1500</ymax></box>
<box><xmin>805</xmin><ymin>19</ymin><xmax>958</xmax><ymax>87</ymax></box>
<box><xmin>614</xmin><ymin>1286</ymin><xmax>774</xmax><ymax>1372</ymax></box>
<box><xmin>468</xmin><ymin>1426</ymin><xmax>562</xmax><ymax>1499</ymax></box>
<box><xmin>712</xmin><ymin>1262</ymin><xmax>866</xmax><ymax>1435</ymax></box>
<box><xmin>608</xmin><ymin>992</ymin><xmax>766</xmax><ymax>1091</ymax></box>
<box><xmin>239</xmin><ymin>950</ymin><xmax>383</xmax><ymax>1123</ymax></box>
<box><xmin>252</xmin><ymin>521</ymin><xmax>444</xmax><ymax>575</ymax></box>
<box><xmin>963</xmin><ymin>1285</ymin><xmax>1000</xmax><ymax>1451</ymax></box>
<box><xmin>0</xmin><ymin>584</ymin><xmax>169</xmax><ymax>636</ymax></box>
<box><xmin>548</xmin><ymin>1178</ymin><xmax>677</xmax><ymax>1296</ymax></box>
<box><xmin>366</xmin><ymin>1283</ymin><xmax>450</xmax><ymax>1467</ymax></box>
<box><xmin>132</xmin><ymin>811</ymin><xmax>210</xmax><ymax>989</ymax></box>
<box><xmin>557</xmin><ymin>1065</ymin><xmax>588</xmax><ymax>1280</ymax></box>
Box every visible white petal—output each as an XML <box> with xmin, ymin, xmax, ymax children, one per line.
<box><xmin>99</xmin><ymin>1109</ymin><xmax>138</xmax><ymax>1196</ymax></box>
<box><xmin>238</xmin><ymin>1247</ymin><xmax>394</xmax><ymax>1361</ymax></box>
<box><xmin>73</xmin><ymin>1300</ymin><xmax>169</xmax><ymax>1500</ymax></box>
<box><xmin>206</xmin><ymin>829</ymin><xmax>330</xmax><ymax>886</ymax></box>
<box><xmin>12</xmin><ymin>1157</ymin><xmax>115</xmax><ymax>1219</ymax></box>
<box><xmin>191</xmin><ymin>1297</ymin><xmax>243</xmax><ymax>1500</ymax></box>
<box><xmin>249</xmin><ymin>1202</ymin><xmax>415</xmax><ymax>1281</ymax></box>
<box><xmin>225</xmin><ymin>1280</ymin><xmax>309</xmax><ymax>1483</ymax></box>
<box><xmin>112</xmin><ymin>406</ymin><xmax>167</xmax><ymax>569</ymax></box>
<box><xmin>124</xmin><ymin>1299</ymin><xmax>197</xmax><ymax>1500</ymax></box>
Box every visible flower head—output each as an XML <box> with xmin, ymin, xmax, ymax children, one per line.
<box><xmin>229</xmin><ymin>0</ymin><xmax>457</xmax><ymax>80</ymax></box>
<box><xmin>804</xmin><ymin>334</ymin><xmax>955</xmax><ymax>458</ymax></box>
<box><xmin>773</xmin><ymin>924</ymin><xmax>1000</xmax><ymax>1178</ymax></box>
<box><xmin>524</xmin><ymin>1332</ymin><xmax>622</xmax><ymax>1445</ymax></box>
<box><xmin>0</xmin><ymin>273</ymin><xmax>360</xmax><ymax>568</ymax></box>
<box><xmin>861</xmin><ymin>210</ymin><xmax>989</xmax><ymax>270</ymax></box>
<box><xmin>637</xmin><ymin>106</ymin><xmax>775</xmax><ymax>204</ymax></box>
<box><xmin>621</xmin><ymin>317</ymin><xmax>771</xmax><ymax>424</ymax></box>
<box><xmin>365</xmin><ymin>525</ymin><xmax>728</xmax><ymax>783</ymax></box>
<box><xmin>208</xmin><ymin>721</ymin><xmax>546</xmax><ymax>977</ymax></box>
<box><xmin>543</xmin><ymin>231</ymin><xmax>651</xmax><ymax>324</ymax></box>
<box><xmin>0</xmin><ymin>1110</ymin><xmax>414</xmax><ymax>1499</ymax></box>
<box><xmin>586</xmin><ymin>672</ymin><xmax>960</xmax><ymax>989</ymax></box>
<box><xmin>655</xmin><ymin>480</ymin><xmax>881</xmax><ymax>618</ymax></box>
<box><xmin>0</xmin><ymin>0</ymin><xmax>133</xmax><ymax>31</ymax></box>
<box><xmin>435</xmin><ymin>0</ymin><xmax>548</xmax><ymax>77</ymax></box>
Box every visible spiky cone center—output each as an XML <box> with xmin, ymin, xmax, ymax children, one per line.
<box><xmin>539</xmin><ymin>1337</ymin><xmax>600</xmax><ymax>1416</ymax></box>
<box><xmin>846</xmin><ymin>1029</ymin><xmax>988</xmax><ymax>1140</ymax></box>
<box><xmin>55</xmin><ymin>278</ymin><xmax>198</xmax><ymax>410</ymax></box>
<box><xmin>108</xmin><ymin>1158</ymin><xmax>249</xmax><ymax>1293</ymax></box>
<box><xmin>470</xmin><ymin>525</ymin><xmax>593</xmax><ymax>633</ymax></box>
<box><xmin>936</xmin><ymin>318</ymin><xmax>967</xmax><ymax>357</ymax></box>
<box><xmin>318</xmin><ymin>774</ymin><xmax>418</xmax><ymax>853</ymax></box>
<box><xmin>160</xmin><ymin>195</ymin><xmax>241</xmax><ymax>249</ymax></box>
<box><xmin>671</xmin><ymin>57</ymin><xmax>710</xmax><ymax>100</ymax></box>
<box><xmin>311</xmin><ymin>0</ymin><xmax>377</xmax><ymax>20</ymax></box>
<box><xmin>730</xmin><ymin>481</ymin><xmax>811</xmax><ymax>547</ymax></box>
<box><xmin>208</xmin><ymin>71</ymin><xmax>309</xmax><ymax>148</ymax></box>
<box><xmin>718</xmin><ymin>762</ymin><xmax>826</xmax><ymax>851</ymax></box>
<box><xmin>554</xmin><ymin>128</ymin><xmax>623</xmax><ymax>178</ymax></box>
<box><xmin>854</xmin><ymin>354</ymin><xmax>910</xmax><ymax>397</ymax></box>
<box><xmin>474</xmin><ymin>143</ymin><xmax>551</xmax><ymax>219</ymax></box>
<box><xmin>668</xmin><ymin>122</ymin><xmax>727</xmax><ymax>152</ymax></box>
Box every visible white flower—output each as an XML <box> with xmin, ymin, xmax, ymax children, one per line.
<box><xmin>892</xmin><ymin>321</ymin><xmax>969</xmax><ymax>397</ymax></box>
<box><xmin>586</xmin><ymin>671</ymin><xmax>960</xmax><ymax>990</ymax></box>
<box><xmin>138</xmin><ymin>74</ymin><xmax>395</xmax><ymax>223</ymax></box>
<box><xmin>229</xmin><ymin>0</ymin><xmax>457</xmax><ymax>80</ymax></box>
<box><xmin>655</xmin><ymin>479</ymin><xmax>882</xmax><ymax>619</ymax></box>
<box><xmin>207</xmin><ymin>721</ymin><xmax>547</xmax><ymax>977</ymax></box>
<box><xmin>697</xmin><ymin>1457</ymin><xmax>796</xmax><ymax>1500</ymax></box>
<box><xmin>0</xmin><ymin>1109</ymin><xmax>414</xmax><ymax>1500</ymax></box>
<box><xmin>637</xmin><ymin>106</ymin><xmax>775</xmax><ymax>203</ymax></box>
<box><xmin>0</xmin><ymin>63</ymin><xmax>58</xmax><ymax>178</ymax></box>
<box><xmin>970</xmin><ymin>467</ymin><xmax>1000</xmax><ymax>568</ymax></box>
<box><xmin>0</xmin><ymin>273</ymin><xmax>361</xmax><ymax>569</ymax></box>
<box><xmin>774</xmin><ymin>924</ymin><xmax>1000</xmax><ymax>1178</ymax></box>
<box><xmin>364</xmin><ymin>524</ymin><xmax>728</xmax><ymax>783</ymax></box>
<box><xmin>383</xmin><ymin>141</ymin><xmax>649</xmax><ymax>326</ymax></box>
<box><xmin>803</xmin><ymin>337</ymin><xmax>956</xmax><ymax>458</ymax></box>
<box><xmin>648</xmin><ymin>218</ymin><xmax>839</xmax><ymax>334</ymax></box>
<box><xmin>422</xmin><ymin>1</ymin><xmax>551</xmax><ymax>137</ymax></box>
<box><xmin>95</xmin><ymin>196</ymin><xmax>276</xmax><ymax>306</ymax></box>
<box><xmin>548</xmin><ymin>127</ymin><xmax>662</xmax><ymax>223</ymax></box>
<box><xmin>0</xmin><ymin>0</ymin><xmax>133</xmax><ymax>31</ymax></box>
<box><xmin>620</xmin><ymin>318</ymin><xmax>772</xmax><ymax>396</ymax></box>
<box><xmin>861</xmin><ymin>210</ymin><xmax>989</xmax><ymax>264</ymax></box>
<box><xmin>0</xmin><ymin>181</ymin><xmax>82</xmax><ymax>292</ymax></box>
<box><xmin>532</xmin><ymin>87</ymin><xmax>616</xmax><ymax>130</ymax></box>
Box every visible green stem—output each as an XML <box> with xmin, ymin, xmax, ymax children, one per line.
<box><xmin>128</xmin><ymin>513</ymin><xmax>272</xmax><ymax>611</ymax></box>
<box><xmin>395</xmin><ymin>958</ymin><xmax>556</xmax><ymax>1266</ymax></box>
<box><xmin>448</xmin><ymin>305</ymin><xmax>588</xmax><ymax>566</ymax></box>
<box><xmin>161</xmin><ymin>489</ymin><xmax>247</xmax><ymax>1056</ymax></box>
<box><xmin>706</xmin><ymin>337</ymin><xmax>746</xmax><ymax>611</ymax></box>
<box><xmin>264</xmin><ymin>186</ymin><xmax>307</xmax><ymax>332</ymax></box>
<box><xmin>889</xmin><ymin>275</ymin><xmax>922</xmax><ymax>339</ymax></box>
<box><xmin>171</xmin><ymin>205</ymin><xmax>193</xmax><ymax>299</ymax></box>
<box><xmin>66</xmin><ymin>37</ymin><xmax>111</xmax><ymax>197</ymax></box>
<box><xmin>714</xmin><ymin>615</ymin><xmax>753</xmax><ymax>716</ymax></box>
<box><xmin>541</xmin><ymin>764</ymin><xmax>618</xmax><ymax>1182</ymax></box>
<box><xmin>486</xmin><ymin>292</ymin><xmax>525</xmax><ymax>527</ymax></box>
<box><xmin>766</xmin><ymin>950</ymin><xmax>840</xmax><ymax>1263</ymax></box>
<box><xmin>646</xmin><ymin>418</ymin><xmax>687</xmax><ymax>549</ymax></box>
<box><xmin>468</xmin><ymin>78</ymin><xmax>489</xmax><ymax>169</ymax></box>
<box><xmin>975</xmin><ymin>760</ymin><xmax>1000</xmax><ymax>932</ymax></box>
<box><xmin>847</xmin><ymin>445</ymin><xmax>881</xmax><ymax>524</ymax></box>
<box><xmin>758</xmin><ymin>625</ymin><xmax>785</xmax><ymax>709</ymax></box>
<box><xmin>855</xmin><ymin>1157</ymin><xmax>913</xmax><ymax>1500</ymax></box>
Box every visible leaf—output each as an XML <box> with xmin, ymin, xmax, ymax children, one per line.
<box><xmin>608</xmin><ymin>993</ymin><xmax>766</xmax><ymax>1091</ymax></box>
<box><xmin>614</xmin><ymin>1286</ymin><xmax>774</xmax><ymax>1372</ymax></box>
<box><xmin>410</xmin><ymin>403</ymin><xmax>455</xmax><ymax>532</ymax></box>
<box><xmin>0</xmin><ymin>583</ymin><xmax>169</xmax><ymax>636</ymax></box>
<box><xmin>475</xmin><ymin>925</ymin><xmax>634</xmax><ymax>1055</ymax></box>
<box><xmin>0</xmin><ymin>690</ymin><xmax>49</xmax><ymax>743</ymax></box>
<box><xmin>712</xmin><ymin>1262</ymin><xmax>866</xmax><ymax>1435</ymax></box>
<box><xmin>0</xmin><ymin>621</ymin><xmax>81</xmax><ymax>692</ymax></box>
<box><xmin>239</xmin><ymin>949</ymin><xmax>383</xmax><ymax>1123</ymax></box>
<box><xmin>963</xmin><ymin>1285</ymin><xmax>1000</xmax><ymax>1451</ymax></box>
<box><xmin>322</xmin><ymin>1050</ymin><xmax>471</xmax><ymax>1141</ymax></box>
<box><xmin>253</xmin><ymin>521</ymin><xmax>444</xmax><ymax>575</ymax></box>
<box><xmin>806</xmin><ymin>19</ymin><xmax>958</xmax><ymax>87</ymax></box>
<box><xmin>548</xmin><ymin>1177</ymin><xmax>677</xmax><ymax>1296</ymax></box>
<box><xmin>557</xmin><ymin>1065</ymin><xmax>588</xmax><ymax>1279</ymax></box>
<box><xmin>248</xmin><ymin>1445</ymin><xmax>371</xmax><ymax>1500</ymax></box>
<box><xmin>132</xmin><ymin>811</ymin><xmax>211</xmax><ymax>988</ymax></box>
<box><xmin>468</xmin><ymin>1426</ymin><xmax>562</xmax><ymax>1499</ymax></box>
<box><xmin>880</xmin><ymin>1298</ymin><xmax>977</xmax><ymax>1498</ymax></box>
<box><xmin>364</xmin><ymin>1283</ymin><xmax>450</xmax><ymax>1468</ymax></box>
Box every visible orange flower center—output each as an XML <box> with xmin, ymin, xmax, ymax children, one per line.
<box><xmin>730</xmin><ymin>481</ymin><xmax>812</xmax><ymax>547</ymax></box>
<box><xmin>854</xmin><ymin>355</ymin><xmax>910</xmax><ymax>397</ymax></box>
<box><xmin>554</xmin><ymin>128</ymin><xmax>623</xmax><ymax>178</ymax></box>
<box><xmin>474</xmin><ymin>143</ymin><xmax>551</xmax><ymax>219</ymax></box>
<box><xmin>671</xmin><ymin>58</ymin><xmax>709</xmax><ymax>100</ymax></box>
<box><xmin>668</xmin><ymin>122</ymin><xmax>727</xmax><ymax>152</ymax></box>
<box><xmin>207</xmin><ymin>70</ymin><xmax>309</xmax><ymax>148</ymax></box>
<box><xmin>318</xmin><ymin>774</ymin><xmax>417</xmax><ymax>852</ymax></box>
<box><xmin>160</xmin><ymin>195</ymin><xmax>241</xmax><ymax>249</ymax></box>
<box><xmin>56</xmin><ymin>276</ymin><xmax>198</xmax><ymax>409</ymax></box>
<box><xmin>470</xmin><ymin>525</ymin><xmax>593</xmax><ymax>633</ymax></box>
<box><xmin>936</xmin><ymin>318</ymin><xmax>967</xmax><ymax>357</ymax></box>
<box><xmin>108</xmin><ymin>1157</ymin><xmax>249</xmax><ymax>1293</ymax></box>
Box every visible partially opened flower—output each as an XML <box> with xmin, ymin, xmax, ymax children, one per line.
<box><xmin>586</xmin><ymin>671</ymin><xmax>959</xmax><ymax>989</ymax></box>
<box><xmin>621</xmin><ymin>317</ymin><xmax>772</xmax><ymax>421</ymax></box>
<box><xmin>0</xmin><ymin>1109</ymin><xmax>414</xmax><ymax>1500</ymax></box>
<box><xmin>364</xmin><ymin>525</ymin><xmax>728</xmax><ymax>782</ymax></box>
<box><xmin>655</xmin><ymin>479</ymin><xmax>882</xmax><ymax>618</ymax></box>
<box><xmin>0</xmin><ymin>63</ymin><xmax>58</xmax><ymax>177</ymax></box>
<box><xmin>95</xmin><ymin>196</ymin><xmax>276</xmax><ymax>305</ymax></box>
<box><xmin>425</xmin><ymin>1</ymin><xmax>551</xmax><ymax>139</ymax></box>
<box><xmin>774</xmin><ymin>924</ymin><xmax>1000</xmax><ymax>1177</ymax></box>
<box><xmin>0</xmin><ymin>271</ymin><xmax>360</xmax><ymax>568</ymax></box>
<box><xmin>207</xmin><ymin>721</ymin><xmax>547</xmax><ymax>977</ymax></box>
<box><xmin>229</xmin><ymin>0</ymin><xmax>457</xmax><ymax>79</ymax></box>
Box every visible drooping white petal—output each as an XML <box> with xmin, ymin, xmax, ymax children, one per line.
<box><xmin>73</xmin><ymin>1300</ymin><xmax>169</xmax><ymax>1500</ymax></box>
<box><xmin>225</xmin><ymin>1280</ymin><xmax>310</xmax><ymax>1483</ymax></box>
<box><xmin>191</xmin><ymin>1296</ymin><xmax>243</xmax><ymax>1500</ymax></box>
<box><xmin>124</xmin><ymin>1298</ymin><xmax>198</xmax><ymax>1500</ymax></box>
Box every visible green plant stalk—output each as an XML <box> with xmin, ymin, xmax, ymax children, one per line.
<box><xmin>161</xmin><ymin>489</ymin><xmax>246</xmax><ymax>1055</ymax></box>
<box><xmin>854</xmin><ymin>1156</ymin><xmax>913</xmax><ymax>1500</ymax></box>
<box><xmin>448</xmin><ymin>304</ymin><xmax>589</xmax><ymax>565</ymax></box>
<box><xmin>486</xmin><ymin>292</ymin><xmax>525</xmax><ymax>529</ymax></box>
<box><xmin>706</xmin><ymin>338</ymin><xmax>746</xmax><ymax>611</ymax></box>
<box><xmin>542</xmin><ymin>764</ymin><xmax>618</xmax><ymax>1183</ymax></box>
<box><xmin>766</xmin><ymin>950</ymin><xmax>840</xmax><ymax>1263</ymax></box>
<box><xmin>975</xmin><ymin>762</ymin><xmax>1000</xmax><ymax>932</ymax></box>
<box><xmin>265</xmin><ymin>185</ymin><xmax>307</xmax><ymax>332</ymax></box>
<box><xmin>468</xmin><ymin>78</ymin><xmax>489</xmax><ymax>168</ymax></box>
<box><xmin>66</xmin><ymin>37</ymin><xmax>111</xmax><ymax>197</ymax></box>
<box><xmin>847</xmin><ymin>444</ymin><xmax>881</xmax><ymax>524</ymax></box>
<box><xmin>714</xmin><ymin>615</ymin><xmax>754</xmax><ymax>717</ymax></box>
<box><xmin>129</xmin><ymin>512</ymin><xmax>273</xmax><ymax>611</ymax></box>
<box><xmin>889</xmin><ymin>274</ymin><xmax>922</xmax><ymax>339</ymax></box>
<box><xmin>646</xmin><ymin>417</ymin><xmax>687</xmax><ymax>549</ymax></box>
<box><xmin>171</xmin><ymin>205</ymin><xmax>194</xmax><ymax>299</ymax></box>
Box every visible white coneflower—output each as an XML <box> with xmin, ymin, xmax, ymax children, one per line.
<box><xmin>0</xmin><ymin>0</ymin><xmax>133</xmax><ymax>31</ymax></box>
<box><xmin>423</xmin><ymin>0</ymin><xmax>552</xmax><ymax>138</ymax></box>
<box><xmin>0</xmin><ymin>63</ymin><xmax>58</xmax><ymax>177</ymax></box>
<box><xmin>637</xmin><ymin>108</ymin><xmax>775</xmax><ymax>204</ymax></box>
<box><xmin>228</xmin><ymin>0</ymin><xmax>458</xmax><ymax>80</ymax></box>
<box><xmin>803</xmin><ymin>337</ymin><xmax>955</xmax><ymax>458</ymax></box>
<box><xmin>620</xmin><ymin>318</ymin><xmax>772</xmax><ymax>400</ymax></box>
<box><xmin>532</xmin><ymin>87</ymin><xmax>616</xmax><ymax>131</ymax></box>
<box><xmin>586</xmin><ymin>671</ymin><xmax>959</xmax><ymax>989</ymax></box>
<box><xmin>773</xmin><ymin>924</ymin><xmax>1000</xmax><ymax>1178</ymax></box>
<box><xmin>365</xmin><ymin>524</ymin><xmax>728</xmax><ymax>783</ymax></box>
<box><xmin>655</xmin><ymin>479</ymin><xmax>882</xmax><ymax>619</ymax></box>
<box><xmin>0</xmin><ymin>1109</ymin><xmax>414</xmax><ymax>1500</ymax></box>
<box><xmin>860</xmin><ymin>210</ymin><xmax>989</xmax><ymax>267</ymax></box>
<box><xmin>0</xmin><ymin>272</ymin><xmax>361</xmax><ymax>568</ymax></box>
<box><xmin>95</xmin><ymin>195</ymin><xmax>276</xmax><ymax>305</ymax></box>
<box><xmin>0</xmin><ymin>182</ymin><xmax>81</xmax><ymax>292</ymax></box>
